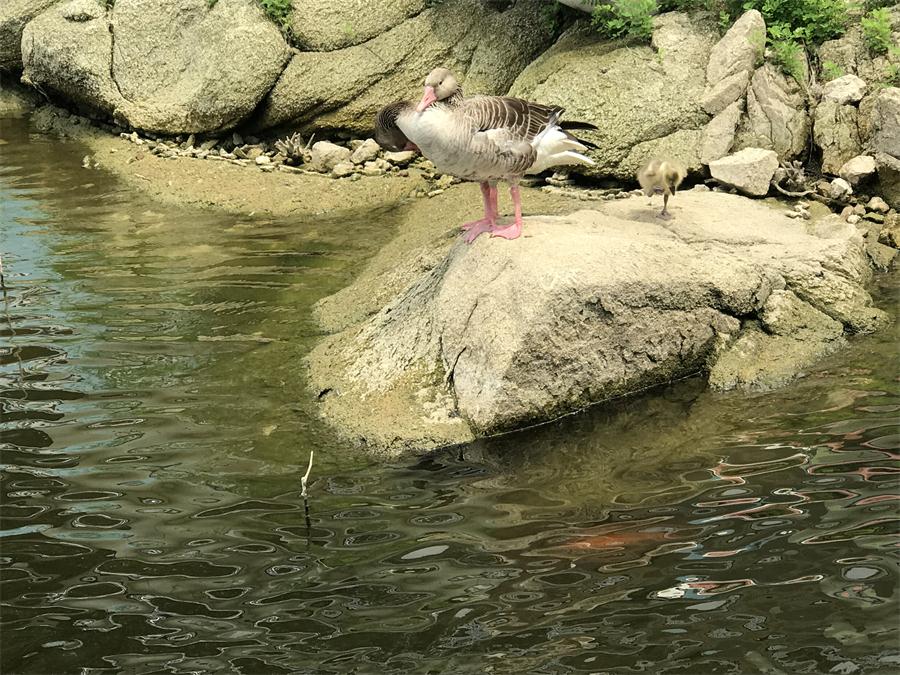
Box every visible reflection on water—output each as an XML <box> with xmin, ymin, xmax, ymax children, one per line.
<box><xmin>1</xmin><ymin>115</ymin><xmax>899</xmax><ymax>674</ymax></box>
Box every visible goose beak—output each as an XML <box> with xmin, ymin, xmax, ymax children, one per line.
<box><xmin>416</xmin><ymin>86</ymin><xmax>437</xmax><ymax>112</ymax></box>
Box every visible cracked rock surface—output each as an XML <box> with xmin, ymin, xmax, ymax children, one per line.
<box><xmin>308</xmin><ymin>190</ymin><xmax>889</xmax><ymax>455</ymax></box>
<box><xmin>21</xmin><ymin>0</ymin><xmax>290</xmax><ymax>133</ymax></box>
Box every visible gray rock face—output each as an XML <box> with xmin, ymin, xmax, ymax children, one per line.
<box><xmin>818</xmin><ymin>10</ymin><xmax>900</xmax><ymax>85</ymax></box>
<box><xmin>705</xmin><ymin>10</ymin><xmax>765</xmax><ymax>88</ymax></box>
<box><xmin>839</xmin><ymin>154</ymin><xmax>876</xmax><ymax>185</ymax></box>
<box><xmin>702</xmin><ymin>70</ymin><xmax>751</xmax><ymax>116</ymax></box>
<box><xmin>508</xmin><ymin>12</ymin><xmax>718</xmax><ymax>179</ymax></box>
<box><xmin>709</xmin><ymin>290</ymin><xmax>846</xmax><ymax>391</ymax></box>
<box><xmin>870</xmin><ymin>87</ymin><xmax>900</xmax><ymax>159</ymax></box>
<box><xmin>255</xmin><ymin>0</ymin><xmax>556</xmax><ymax>134</ymax></box>
<box><xmin>709</xmin><ymin>147</ymin><xmax>778</xmax><ymax>196</ymax></box>
<box><xmin>814</xmin><ymin>100</ymin><xmax>862</xmax><ymax>175</ymax></box>
<box><xmin>288</xmin><ymin>0</ymin><xmax>424</xmax><ymax>51</ymax></box>
<box><xmin>822</xmin><ymin>74</ymin><xmax>867</xmax><ymax>105</ymax></box>
<box><xmin>21</xmin><ymin>0</ymin><xmax>290</xmax><ymax>133</ymax></box>
<box><xmin>310</xmin><ymin>191</ymin><xmax>885</xmax><ymax>453</ymax></box>
<box><xmin>733</xmin><ymin>64</ymin><xmax>808</xmax><ymax>160</ymax></box>
<box><xmin>700</xmin><ymin>99</ymin><xmax>742</xmax><ymax>164</ymax></box>
<box><xmin>0</xmin><ymin>0</ymin><xmax>58</xmax><ymax>71</ymax></box>
<box><xmin>876</xmin><ymin>152</ymin><xmax>900</xmax><ymax>210</ymax></box>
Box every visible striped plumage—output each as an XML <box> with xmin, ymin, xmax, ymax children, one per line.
<box><xmin>375</xmin><ymin>68</ymin><xmax>597</xmax><ymax>242</ymax></box>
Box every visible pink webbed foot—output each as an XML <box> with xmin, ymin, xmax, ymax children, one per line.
<box><xmin>463</xmin><ymin>220</ymin><xmax>496</xmax><ymax>244</ymax></box>
<box><xmin>490</xmin><ymin>221</ymin><xmax>522</xmax><ymax>240</ymax></box>
<box><xmin>461</xmin><ymin>218</ymin><xmax>490</xmax><ymax>232</ymax></box>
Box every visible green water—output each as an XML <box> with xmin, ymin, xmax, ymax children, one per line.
<box><xmin>1</xmin><ymin>113</ymin><xmax>898</xmax><ymax>674</ymax></box>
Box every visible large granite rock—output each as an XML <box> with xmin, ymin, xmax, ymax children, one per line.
<box><xmin>818</xmin><ymin>9</ymin><xmax>900</xmax><ymax>86</ymax></box>
<box><xmin>0</xmin><ymin>0</ymin><xmax>57</xmax><ymax>71</ymax></box>
<box><xmin>20</xmin><ymin>0</ymin><xmax>290</xmax><ymax>133</ymax></box>
<box><xmin>288</xmin><ymin>0</ymin><xmax>425</xmax><ymax>51</ymax></box>
<box><xmin>814</xmin><ymin>99</ymin><xmax>862</xmax><ymax>175</ymax></box>
<box><xmin>876</xmin><ymin>152</ymin><xmax>900</xmax><ymax>210</ymax></box>
<box><xmin>822</xmin><ymin>74</ymin><xmax>867</xmax><ymax>105</ymax></box>
<box><xmin>508</xmin><ymin>11</ymin><xmax>719</xmax><ymax>178</ymax></box>
<box><xmin>700</xmin><ymin>99</ymin><xmax>742</xmax><ymax>164</ymax></box>
<box><xmin>309</xmin><ymin>191</ymin><xmax>886</xmax><ymax>454</ymax></box>
<box><xmin>253</xmin><ymin>0</ymin><xmax>556</xmax><ymax>133</ymax></box>
<box><xmin>870</xmin><ymin>87</ymin><xmax>900</xmax><ymax>159</ymax></box>
<box><xmin>733</xmin><ymin>63</ymin><xmax>808</xmax><ymax>161</ymax></box>
<box><xmin>702</xmin><ymin>9</ymin><xmax>764</xmax><ymax>115</ymax></box>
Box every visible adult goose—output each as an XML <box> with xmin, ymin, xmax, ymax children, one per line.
<box><xmin>375</xmin><ymin>68</ymin><xmax>597</xmax><ymax>243</ymax></box>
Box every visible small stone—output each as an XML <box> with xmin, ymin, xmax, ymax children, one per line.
<box><xmin>348</xmin><ymin>139</ymin><xmax>365</xmax><ymax>151</ymax></box>
<box><xmin>435</xmin><ymin>174</ymin><xmax>454</xmax><ymax>189</ymax></box>
<box><xmin>183</xmin><ymin>133</ymin><xmax>196</xmax><ymax>149</ymax></box>
<box><xmin>863</xmin><ymin>212</ymin><xmax>885</xmax><ymax>224</ymax></box>
<box><xmin>838</xmin><ymin>155</ymin><xmax>876</xmax><ymax>185</ymax></box>
<box><xmin>708</xmin><ymin>148</ymin><xmax>779</xmax><ymax>196</ymax></box>
<box><xmin>246</xmin><ymin>146</ymin><xmax>264</xmax><ymax>160</ymax></box>
<box><xmin>383</xmin><ymin>150</ymin><xmax>417</xmax><ymax>166</ymax></box>
<box><xmin>362</xmin><ymin>160</ymin><xmax>385</xmax><ymax>176</ymax></box>
<box><xmin>785</xmin><ymin>211</ymin><xmax>800</xmax><ymax>218</ymax></box>
<box><xmin>331</xmin><ymin>161</ymin><xmax>356</xmax><ymax>178</ymax></box>
<box><xmin>867</xmin><ymin>196</ymin><xmax>890</xmax><ymax>214</ymax></box>
<box><xmin>878</xmin><ymin>215</ymin><xmax>900</xmax><ymax>248</ymax></box>
<box><xmin>829</xmin><ymin>178</ymin><xmax>853</xmax><ymax>200</ymax></box>
<box><xmin>847</xmin><ymin>214</ymin><xmax>861</xmax><ymax>224</ymax></box>
<box><xmin>427</xmin><ymin>189</ymin><xmax>444</xmax><ymax>197</ymax></box>
<box><xmin>233</xmin><ymin>146</ymin><xmax>248</xmax><ymax>159</ymax></box>
<box><xmin>692</xmin><ymin>184</ymin><xmax>711</xmax><ymax>192</ymax></box>
<box><xmin>232</xmin><ymin>132</ymin><xmax>244</xmax><ymax>147</ymax></box>
<box><xmin>278</xmin><ymin>165</ymin><xmax>305</xmax><ymax>174</ymax></box>
<box><xmin>199</xmin><ymin>139</ymin><xmax>218</xmax><ymax>151</ymax></box>
<box><xmin>309</xmin><ymin>141</ymin><xmax>352</xmax><ymax>173</ymax></box>
<box><xmin>853</xmin><ymin>204</ymin><xmax>866</xmax><ymax>216</ymax></box>
<box><xmin>259</xmin><ymin>164</ymin><xmax>275</xmax><ymax>173</ymax></box>
<box><xmin>255</xmin><ymin>155</ymin><xmax>271</xmax><ymax>165</ymax></box>
<box><xmin>840</xmin><ymin>205</ymin><xmax>853</xmax><ymax>218</ymax></box>
<box><xmin>349</xmin><ymin>138</ymin><xmax>380</xmax><ymax>165</ymax></box>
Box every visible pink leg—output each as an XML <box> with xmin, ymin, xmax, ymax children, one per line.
<box><xmin>462</xmin><ymin>182</ymin><xmax>499</xmax><ymax>244</ymax></box>
<box><xmin>491</xmin><ymin>184</ymin><xmax>523</xmax><ymax>240</ymax></box>
<box><xmin>461</xmin><ymin>182</ymin><xmax>496</xmax><ymax>231</ymax></box>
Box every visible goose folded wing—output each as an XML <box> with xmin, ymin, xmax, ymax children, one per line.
<box><xmin>462</xmin><ymin>96</ymin><xmax>564</xmax><ymax>143</ymax></box>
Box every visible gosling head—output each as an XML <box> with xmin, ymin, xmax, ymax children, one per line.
<box><xmin>416</xmin><ymin>67</ymin><xmax>460</xmax><ymax>112</ymax></box>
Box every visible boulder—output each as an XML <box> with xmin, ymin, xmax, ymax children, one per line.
<box><xmin>0</xmin><ymin>0</ymin><xmax>58</xmax><ymax>71</ymax></box>
<box><xmin>733</xmin><ymin>64</ymin><xmax>808</xmax><ymax>161</ymax></box>
<box><xmin>876</xmin><ymin>152</ymin><xmax>900</xmax><ymax>210</ymax></box>
<box><xmin>308</xmin><ymin>140</ymin><xmax>351</xmax><ymax>172</ymax></box>
<box><xmin>708</xmin><ymin>147</ymin><xmax>778</xmax><ymax>196</ymax></box>
<box><xmin>705</xmin><ymin>9</ymin><xmax>765</xmax><ymax>88</ymax></box>
<box><xmin>709</xmin><ymin>290</ymin><xmax>846</xmax><ymax>391</ymax></box>
<box><xmin>838</xmin><ymin>154</ymin><xmax>876</xmax><ymax>185</ymax></box>
<box><xmin>702</xmin><ymin>70</ymin><xmax>751</xmax><ymax>116</ymax></box>
<box><xmin>700</xmin><ymin>99</ymin><xmax>742</xmax><ymax>164</ymax></box>
<box><xmin>309</xmin><ymin>191</ymin><xmax>885</xmax><ymax>454</ymax></box>
<box><xmin>253</xmin><ymin>0</ymin><xmax>556</xmax><ymax>134</ymax></box>
<box><xmin>288</xmin><ymin>0</ymin><xmax>424</xmax><ymax>51</ymax></box>
<box><xmin>20</xmin><ymin>0</ymin><xmax>290</xmax><ymax>133</ymax></box>
<box><xmin>814</xmin><ymin>100</ymin><xmax>862</xmax><ymax>175</ymax></box>
<box><xmin>870</xmin><ymin>87</ymin><xmax>900</xmax><ymax>159</ymax></box>
<box><xmin>508</xmin><ymin>12</ymin><xmax>719</xmax><ymax>178</ymax></box>
<box><xmin>821</xmin><ymin>74</ymin><xmax>867</xmax><ymax>105</ymax></box>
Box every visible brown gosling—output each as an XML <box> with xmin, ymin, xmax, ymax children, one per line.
<box><xmin>637</xmin><ymin>159</ymin><xmax>686</xmax><ymax>219</ymax></box>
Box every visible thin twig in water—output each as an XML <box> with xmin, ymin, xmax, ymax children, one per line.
<box><xmin>300</xmin><ymin>450</ymin><xmax>314</xmax><ymax>498</ymax></box>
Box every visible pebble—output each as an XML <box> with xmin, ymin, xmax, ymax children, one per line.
<box><xmin>427</xmin><ymin>189</ymin><xmax>444</xmax><ymax>198</ymax></box>
<box><xmin>232</xmin><ymin>132</ymin><xmax>244</xmax><ymax>147</ymax></box>
<box><xmin>199</xmin><ymin>139</ymin><xmax>218</xmax><ymax>151</ymax></box>
<box><xmin>349</xmin><ymin>138</ymin><xmax>380</xmax><ymax>165</ymax></box>
<box><xmin>361</xmin><ymin>161</ymin><xmax>385</xmax><ymax>176</ymax></box>
<box><xmin>847</xmin><ymin>214</ymin><xmax>861</xmax><ymax>224</ymax></box>
<box><xmin>255</xmin><ymin>155</ymin><xmax>271</xmax><ymax>165</ymax></box>
<box><xmin>383</xmin><ymin>150</ymin><xmax>417</xmax><ymax>167</ymax></box>
<box><xmin>864</xmin><ymin>212</ymin><xmax>885</xmax><ymax>224</ymax></box>
<box><xmin>331</xmin><ymin>161</ymin><xmax>356</xmax><ymax>178</ymax></box>
<box><xmin>867</xmin><ymin>196</ymin><xmax>890</xmax><ymax>214</ymax></box>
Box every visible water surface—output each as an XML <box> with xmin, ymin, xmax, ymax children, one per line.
<box><xmin>1</xmin><ymin>114</ymin><xmax>898</xmax><ymax>674</ymax></box>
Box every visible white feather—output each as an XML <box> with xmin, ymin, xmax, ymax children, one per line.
<box><xmin>527</xmin><ymin>127</ymin><xmax>595</xmax><ymax>175</ymax></box>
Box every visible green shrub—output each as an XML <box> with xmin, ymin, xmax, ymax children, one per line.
<box><xmin>821</xmin><ymin>59</ymin><xmax>844</xmax><ymax>80</ymax></box>
<box><xmin>592</xmin><ymin>0</ymin><xmax>657</xmax><ymax>40</ymax></box>
<box><xmin>768</xmin><ymin>24</ymin><xmax>807</xmax><ymax>82</ymax></box>
<box><xmin>741</xmin><ymin>0</ymin><xmax>848</xmax><ymax>45</ymax></box>
<box><xmin>861</xmin><ymin>8</ymin><xmax>893</xmax><ymax>54</ymax></box>
<box><xmin>258</xmin><ymin>0</ymin><xmax>292</xmax><ymax>26</ymax></box>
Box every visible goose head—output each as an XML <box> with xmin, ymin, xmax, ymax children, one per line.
<box><xmin>375</xmin><ymin>101</ymin><xmax>419</xmax><ymax>152</ymax></box>
<box><xmin>416</xmin><ymin>67</ymin><xmax>460</xmax><ymax>112</ymax></box>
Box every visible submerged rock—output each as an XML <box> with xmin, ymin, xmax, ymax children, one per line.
<box><xmin>309</xmin><ymin>191</ymin><xmax>886</xmax><ymax>454</ymax></box>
